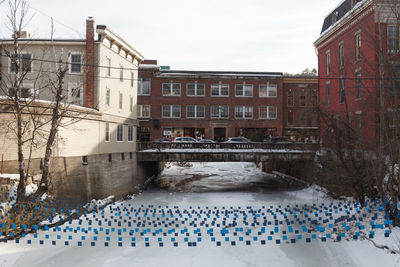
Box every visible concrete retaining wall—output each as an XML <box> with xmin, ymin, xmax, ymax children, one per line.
<box><xmin>0</xmin><ymin>152</ymin><xmax>162</xmax><ymax>202</ymax></box>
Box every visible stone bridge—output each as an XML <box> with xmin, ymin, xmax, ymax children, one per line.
<box><xmin>137</xmin><ymin>142</ymin><xmax>318</xmax><ymax>178</ymax></box>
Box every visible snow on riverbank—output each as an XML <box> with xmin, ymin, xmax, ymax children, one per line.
<box><xmin>0</xmin><ymin>162</ymin><xmax>399</xmax><ymax>267</ymax></box>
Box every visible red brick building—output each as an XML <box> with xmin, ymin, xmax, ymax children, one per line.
<box><xmin>137</xmin><ymin>60</ymin><xmax>319</xmax><ymax>142</ymax></box>
<box><xmin>283</xmin><ymin>77</ymin><xmax>319</xmax><ymax>142</ymax></box>
<box><xmin>314</xmin><ymin>0</ymin><xmax>400</xmax><ymax>147</ymax></box>
<box><xmin>138</xmin><ymin>60</ymin><xmax>284</xmax><ymax>142</ymax></box>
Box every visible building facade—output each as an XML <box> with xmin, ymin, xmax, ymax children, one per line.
<box><xmin>138</xmin><ymin>61</ymin><xmax>319</xmax><ymax>142</ymax></box>
<box><xmin>314</xmin><ymin>0</ymin><xmax>400</xmax><ymax>147</ymax></box>
<box><xmin>283</xmin><ymin>77</ymin><xmax>319</xmax><ymax>142</ymax></box>
<box><xmin>0</xmin><ymin>18</ymin><xmax>144</xmax><ymax>160</ymax></box>
<box><xmin>138</xmin><ymin>61</ymin><xmax>284</xmax><ymax>142</ymax></box>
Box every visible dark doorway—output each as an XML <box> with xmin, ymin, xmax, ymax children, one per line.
<box><xmin>214</xmin><ymin>128</ymin><xmax>226</xmax><ymax>141</ymax></box>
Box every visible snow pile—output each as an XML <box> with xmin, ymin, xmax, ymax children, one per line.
<box><xmin>84</xmin><ymin>195</ymin><xmax>115</xmax><ymax>212</ymax></box>
<box><xmin>25</xmin><ymin>183</ymin><xmax>38</xmax><ymax>196</ymax></box>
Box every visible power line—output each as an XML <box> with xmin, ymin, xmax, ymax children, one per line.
<box><xmin>28</xmin><ymin>5</ymin><xmax>85</xmax><ymax>38</ymax></box>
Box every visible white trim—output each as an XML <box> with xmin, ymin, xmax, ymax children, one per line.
<box><xmin>69</xmin><ymin>52</ymin><xmax>83</xmax><ymax>74</ymax></box>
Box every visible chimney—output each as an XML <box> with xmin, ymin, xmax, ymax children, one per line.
<box><xmin>85</xmin><ymin>17</ymin><xmax>95</xmax><ymax>109</ymax></box>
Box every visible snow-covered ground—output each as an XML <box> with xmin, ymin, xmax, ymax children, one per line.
<box><xmin>0</xmin><ymin>162</ymin><xmax>400</xmax><ymax>267</ymax></box>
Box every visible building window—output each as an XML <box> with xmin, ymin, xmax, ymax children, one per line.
<box><xmin>130</xmin><ymin>96</ymin><xmax>133</xmax><ymax>112</ymax></box>
<box><xmin>287</xmin><ymin>90</ymin><xmax>294</xmax><ymax>106</ymax></box>
<box><xmin>128</xmin><ymin>125</ymin><xmax>134</xmax><ymax>142</ymax></box>
<box><xmin>311</xmin><ymin>90</ymin><xmax>318</xmax><ymax>106</ymax></box>
<box><xmin>106</xmin><ymin>88</ymin><xmax>111</xmax><ymax>107</ymax></box>
<box><xmin>131</xmin><ymin>72</ymin><xmax>134</xmax><ymax>87</ymax></box>
<box><xmin>162</xmin><ymin>82</ymin><xmax>181</xmax><ymax>96</ymax></box>
<box><xmin>340</xmin><ymin>76</ymin><xmax>345</xmax><ymax>104</ymax></box>
<box><xmin>162</xmin><ymin>105</ymin><xmax>181</xmax><ymax>118</ymax></box>
<box><xmin>259</xmin><ymin>84</ymin><xmax>277</xmax><ymax>97</ymax></box>
<box><xmin>138</xmin><ymin>78</ymin><xmax>151</xmax><ymax>95</ymax></box>
<box><xmin>288</xmin><ymin>110</ymin><xmax>293</xmax><ymax>124</ymax></box>
<box><xmin>332</xmin><ymin>11</ymin><xmax>338</xmax><ymax>24</ymax></box>
<box><xmin>117</xmin><ymin>124</ymin><xmax>123</xmax><ymax>142</ymax></box>
<box><xmin>356</xmin><ymin>70</ymin><xmax>362</xmax><ymax>99</ymax></box>
<box><xmin>186</xmin><ymin>83</ymin><xmax>205</xmax><ymax>96</ymax></box>
<box><xmin>388</xmin><ymin>25</ymin><xmax>399</xmax><ymax>52</ymax></box>
<box><xmin>339</xmin><ymin>42</ymin><xmax>344</xmax><ymax>69</ymax></box>
<box><xmin>119</xmin><ymin>92</ymin><xmax>123</xmax><ymax>109</ymax></box>
<box><xmin>68</xmin><ymin>84</ymin><xmax>82</xmax><ymax>105</ymax></box>
<box><xmin>105</xmin><ymin>122</ymin><xmax>110</xmax><ymax>142</ymax></box>
<box><xmin>326</xmin><ymin>82</ymin><xmax>330</xmax><ymax>108</ymax></box>
<box><xmin>235</xmin><ymin>106</ymin><xmax>253</xmax><ymax>119</ymax></box>
<box><xmin>120</xmin><ymin>65</ymin><xmax>124</xmax><ymax>82</ymax></box>
<box><xmin>355</xmin><ymin>113</ymin><xmax>362</xmax><ymax>135</ymax></box>
<box><xmin>107</xmin><ymin>57</ymin><xmax>111</xmax><ymax>76</ymax></box>
<box><xmin>259</xmin><ymin>106</ymin><xmax>277</xmax><ymax>119</ymax></box>
<box><xmin>211</xmin><ymin>105</ymin><xmax>229</xmax><ymax>119</ymax></box>
<box><xmin>235</xmin><ymin>84</ymin><xmax>253</xmax><ymax>97</ymax></box>
<box><xmin>355</xmin><ymin>32</ymin><xmax>361</xmax><ymax>61</ymax></box>
<box><xmin>211</xmin><ymin>83</ymin><xmax>229</xmax><ymax>97</ymax></box>
<box><xmin>138</xmin><ymin>105</ymin><xmax>151</xmax><ymax>118</ymax></box>
<box><xmin>299</xmin><ymin>94</ymin><xmax>306</xmax><ymax>106</ymax></box>
<box><xmin>10</xmin><ymin>53</ymin><xmax>32</xmax><ymax>73</ymax></box>
<box><xmin>186</xmin><ymin>105</ymin><xmax>205</xmax><ymax>118</ymax></box>
<box><xmin>70</xmin><ymin>54</ymin><xmax>81</xmax><ymax>73</ymax></box>
<box><xmin>326</xmin><ymin>51</ymin><xmax>330</xmax><ymax>75</ymax></box>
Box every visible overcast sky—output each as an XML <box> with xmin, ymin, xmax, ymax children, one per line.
<box><xmin>0</xmin><ymin>0</ymin><xmax>340</xmax><ymax>73</ymax></box>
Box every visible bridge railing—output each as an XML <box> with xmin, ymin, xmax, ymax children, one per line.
<box><xmin>137</xmin><ymin>142</ymin><xmax>319</xmax><ymax>151</ymax></box>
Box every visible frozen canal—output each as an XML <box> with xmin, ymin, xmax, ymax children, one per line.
<box><xmin>1</xmin><ymin>162</ymin><xmax>399</xmax><ymax>267</ymax></box>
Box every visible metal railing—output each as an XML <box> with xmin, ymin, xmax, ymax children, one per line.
<box><xmin>137</xmin><ymin>142</ymin><xmax>319</xmax><ymax>151</ymax></box>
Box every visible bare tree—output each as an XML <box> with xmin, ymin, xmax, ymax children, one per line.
<box><xmin>317</xmin><ymin>0</ymin><xmax>400</xmax><ymax>221</ymax></box>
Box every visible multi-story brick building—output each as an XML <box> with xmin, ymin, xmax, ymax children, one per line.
<box><xmin>138</xmin><ymin>60</ymin><xmax>319</xmax><ymax>142</ymax></box>
<box><xmin>314</xmin><ymin>0</ymin><xmax>400</xmax><ymax>147</ymax></box>
<box><xmin>138</xmin><ymin>60</ymin><xmax>284</xmax><ymax>142</ymax></box>
<box><xmin>283</xmin><ymin>77</ymin><xmax>319</xmax><ymax>142</ymax></box>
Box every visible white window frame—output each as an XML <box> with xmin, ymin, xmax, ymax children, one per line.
<box><xmin>235</xmin><ymin>83</ymin><xmax>253</xmax><ymax>97</ymax></box>
<box><xmin>162</xmin><ymin>82</ymin><xmax>181</xmax><ymax>96</ymax></box>
<box><xmin>388</xmin><ymin>24</ymin><xmax>400</xmax><ymax>53</ymax></box>
<box><xmin>128</xmin><ymin>125</ymin><xmax>134</xmax><ymax>142</ymax></box>
<box><xmin>105</xmin><ymin>122</ymin><xmax>110</xmax><ymax>142</ymax></box>
<box><xmin>67</xmin><ymin>83</ymin><xmax>83</xmax><ymax>105</ymax></box>
<box><xmin>211</xmin><ymin>83</ymin><xmax>229</xmax><ymax>97</ymax></box>
<box><xmin>138</xmin><ymin>78</ymin><xmax>151</xmax><ymax>96</ymax></box>
<box><xmin>235</xmin><ymin>106</ymin><xmax>253</xmax><ymax>119</ymax></box>
<box><xmin>69</xmin><ymin>52</ymin><xmax>82</xmax><ymax>74</ymax></box>
<box><xmin>9</xmin><ymin>53</ymin><xmax>32</xmax><ymax>73</ymax></box>
<box><xmin>186</xmin><ymin>105</ymin><xmax>205</xmax><ymax>119</ymax></box>
<box><xmin>162</xmin><ymin>105</ymin><xmax>181</xmax><ymax>118</ymax></box>
<box><xmin>210</xmin><ymin>105</ymin><xmax>229</xmax><ymax>119</ymax></box>
<box><xmin>339</xmin><ymin>41</ymin><xmax>344</xmax><ymax>69</ymax></box>
<box><xmin>259</xmin><ymin>106</ymin><xmax>278</xmax><ymax>119</ymax></box>
<box><xmin>259</xmin><ymin>83</ymin><xmax>277</xmax><ymax>98</ymax></box>
<box><xmin>186</xmin><ymin>82</ymin><xmax>205</xmax><ymax>97</ymax></box>
<box><xmin>116</xmin><ymin>124</ymin><xmax>123</xmax><ymax>142</ymax></box>
<box><xmin>326</xmin><ymin>50</ymin><xmax>330</xmax><ymax>76</ymax></box>
<box><xmin>106</xmin><ymin>87</ymin><xmax>111</xmax><ymax>107</ymax></box>
<box><xmin>355</xmin><ymin>31</ymin><xmax>361</xmax><ymax>61</ymax></box>
<box><xmin>138</xmin><ymin>105</ymin><xmax>151</xmax><ymax>118</ymax></box>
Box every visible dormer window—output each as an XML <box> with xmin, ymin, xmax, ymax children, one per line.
<box><xmin>332</xmin><ymin>11</ymin><xmax>338</xmax><ymax>24</ymax></box>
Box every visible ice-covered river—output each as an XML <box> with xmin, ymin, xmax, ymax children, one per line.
<box><xmin>0</xmin><ymin>162</ymin><xmax>399</xmax><ymax>267</ymax></box>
